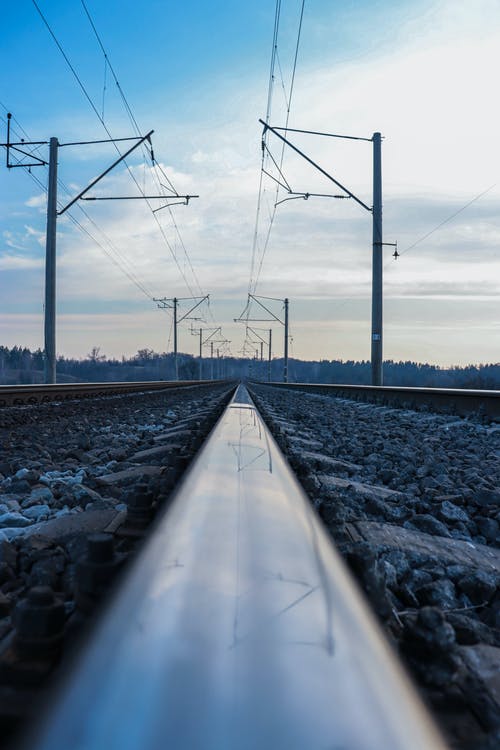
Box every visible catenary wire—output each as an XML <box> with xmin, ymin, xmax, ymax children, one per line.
<box><xmin>251</xmin><ymin>0</ymin><xmax>305</xmax><ymax>299</ymax></box>
<box><xmin>32</xmin><ymin>0</ymin><xmax>203</xmax><ymax>303</ymax></box>
<box><xmin>79</xmin><ymin>0</ymin><xmax>207</xmax><ymax>303</ymax></box>
<box><xmin>1</xmin><ymin>105</ymin><xmax>159</xmax><ymax>301</ymax></box>
<box><xmin>384</xmin><ymin>183</ymin><xmax>498</xmax><ymax>270</ymax></box>
<box><xmin>79</xmin><ymin>0</ymin><xmax>214</xmax><ymax>329</ymax></box>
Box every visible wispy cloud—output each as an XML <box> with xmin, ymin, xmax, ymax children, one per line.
<box><xmin>1</xmin><ymin>0</ymin><xmax>499</xmax><ymax>364</ymax></box>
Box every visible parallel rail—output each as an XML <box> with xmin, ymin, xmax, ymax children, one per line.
<box><xmin>0</xmin><ymin>380</ymin><xmax>233</xmax><ymax>407</ymax></box>
<box><xmin>252</xmin><ymin>381</ymin><xmax>500</xmax><ymax>420</ymax></box>
<box><xmin>24</xmin><ymin>385</ymin><xmax>446</xmax><ymax>750</ymax></box>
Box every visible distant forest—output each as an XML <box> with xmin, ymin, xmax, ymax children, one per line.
<box><xmin>1</xmin><ymin>345</ymin><xmax>498</xmax><ymax>389</ymax></box>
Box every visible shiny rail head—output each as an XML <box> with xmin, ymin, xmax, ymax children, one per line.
<box><xmin>22</xmin><ymin>386</ymin><xmax>448</xmax><ymax>750</ymax></box>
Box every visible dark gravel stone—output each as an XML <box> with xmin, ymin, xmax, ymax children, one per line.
<box><xmin>415</xmin><ymin>578</ymin><xmax>458</xmax><ymax>609</ymax></box>
<box><xmin>395</xmin><ymin>582</ymin><xmax>419</xmax><ymax>608</ymax></box>
<box><xmin>457</xmin><ymin>570</ymin><xmax>498</xmax><ymax>605</ymax></box>
<box><xmin>404</xmin><ymin>568</ymin><xmax>433</xmax><ymax>588</ymax></box>
<box><xmin>379</xmin><ymin>468</ymin><xmax>396</xmax><ymax>484</ymax></box>
<box><xmin>438</xmin><ymin>500</ymin><xmax>469</xmax><ymax>524</ymax></box>
<box><xmin>318</xmin><ymin>500</ymin><xmax>348</xmax><ymax>526</ymax></box>
<box><xmin>4</xmin><ymin>478</ymin><xmax>32</xmax><ymax>495</ymax></box>
<box><xmin>446</xmin><ymin>612</ymin><xmax>496</xmax><ymax>646</ymax></box>
<box><xmin>401</xmin><ymin>606</ymin><xmax>459</xmax><ymax>687</ymax></box>
<box><xmin>473</xmin><ymin>489</ymin><xmax>500</xmax><ymax>507</ymax></box>
<box><xmin>446</xmin><ymin>563</ymin><xmax>471</xmax><ymax>581</ymax></box>
<box><xmin>0</xmin><ymin>539</ymin><xmax>17</xmax><ymax>567</ymax></box>
<box><xmin>476</xmin><ymin>517</ymin><xmax>499</xmax><ymax>543</ymax></box>
<box><xmin>345</xmin><ymin>542</ymin><xmax>392</xmax><ymax>621</ymax></box>
<box><xmin>0</xmin><ymin>561</ymin><xmax>15</xmax><ymax>585</ymax></box>
<box><xmin>404</xmin><ymin>514</ymin><xmax>451</xmax><ymax>537</ymax></box>
<box><xmin>76</xmin><ymin>432</ymin><xmax>91</xmax><ymax>451</ymax></box>
<box><xmin>382</xmin><ymin>550</ymin><xmax>410</xmax><ymax>581</ymax></box>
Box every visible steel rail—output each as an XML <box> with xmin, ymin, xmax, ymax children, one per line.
<box><xmin>252</xmin><ymin>381</ymin><xmax>500</xmax><ymax>420</ymax></box>
<box><xmin>0</xmin><ymin>380</ymin><xmax>233</xmax><ymax>407</ymax></box>
<box><xmin>24</xmin><ymin>385</ymin><xmax>447</xmax><ymax>750</ymax></box>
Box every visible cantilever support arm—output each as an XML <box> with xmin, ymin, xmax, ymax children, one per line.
<box><xmin>178</xmin><ymin>295</ymin><xmax>210</xmax><ymax>324</ymax></box>
<box><xmin>58</xmin><ymin>130</ymin><xmax>154</xmax><ymax>215</ymax></box>
<box><xmin>249</xmin><ymin>294</ymin><xmax>284</xmax><ymax>325</ymax></box>
<box><xmin>260</xmin><ymin>120</ymin><xmax>371</xmax><ymax>213</ymax></box>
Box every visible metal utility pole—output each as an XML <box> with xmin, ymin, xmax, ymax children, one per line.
<box><xmin>2</xmin><ymin>117</ymin><xmax>190</xmax><ymax>384</ymax></box>
<box><xmin>268</xmin><ymin>329</ymin><xmax>272</xmax><ymax>382</ymax></box>
<box><xmin>173</xmin><ymin>298</ymin><xmax>178</xmax><ymax>379</ymax></box>
<box><xmin>260</xmin><ymin>121</ymin><xmax>393</xmax><ymax>386</ymax></box>
<box><xmin>210</xmin><ymin>342</ymin><xmax>214</xmax><ymax>380</ymax></box>
<box><xmin>284</xmin><ymin>298</ymin><xmax>289</xmax><ymax>383</ymax></box>
<box><xmin>154</xmin><ymin>295</ymin><xmax>209</xmax><ymax>381</ymax></box>
<box><xmin>44</xmin><ymin>137</ymin><xmax>58</xmax><ymax>384</ymax></box>
<box><xmin>199</xmin><ymin>328</ymin><xmax>203</xmax><ymax>379</ymax></box>
<box><xmin>371</xmin><ymin>132</ymin><xmax>383</xmax><ymax>386</ymax></box>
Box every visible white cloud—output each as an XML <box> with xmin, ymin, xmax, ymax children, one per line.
<box><xmin>2</xmin><ymin>0</ymin><xmax>499</xmax><ymax>365</ymax></box>
<box><xmin>25</xmin><ymin>193</ymin><xmax>46</xmax><ymax>209</ymax></box>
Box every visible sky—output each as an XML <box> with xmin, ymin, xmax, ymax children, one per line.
<box><xmin>1</xmin><ymin>0</ymin><xmax>499</xmax><ymax>367</ymax></box>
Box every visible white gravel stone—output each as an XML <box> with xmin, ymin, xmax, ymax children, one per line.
<box><xmin>25</xmin><ymin>486</ymin><xmax>54</xmax><ymax>505</ymax></box>
<box><xmin>14</xmin><ymin>468</ymin><xmax>30</xmax><ymax>480</ymax></box>
<box><xmin>40</xmin><ymin>469</ymin><xmax>86</xmax><ymax>486</ymax></box>
<box><xmin>23</xmin><ymin>504</ymin><xmax>51</xmax><ymax>521</ymax></box>
<box><xmin>0</xmin><ymin>527</ymin><xmax>28</xmax><ymax>541</ymax></box>
<box><xmin>0</xmin><ymin>512</ymin><xmax>31</xmax><ymax>528</ymax></box>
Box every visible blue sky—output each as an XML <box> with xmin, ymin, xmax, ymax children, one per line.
<box><xmin>1</xmin><ymin>0</ymin><xmax>499</xmax><ymax>366</ymax></box>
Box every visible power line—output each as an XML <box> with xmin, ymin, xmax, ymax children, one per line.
<box><xmin>32</xmin><ymin>0</ymin><xmax>203</xmax><ymax>302</ymax></box>
<box><xmin>247</xmin><ymin>0</ymin><xmax>282</xmax><ymax>307</ymax></box>
<box><xmin>248</xmin><ymin>0</ymin><xmax>306</xmax><ymax>309</ymax></box>
<box><xmin>388</xmin><ymin>183</ymin><xmax>497</xmax><ymax>265</ymax></box>
<box><xmin>1</xmin><ymin>104</ymin><xmax>159</xmax><ymax>301</ymax></box>
<box><xmin>79</xmin><ymin>0</ymin><xmax>208</xmax><ymax>305</ymax></box>
<box><xmin>242</xmin><ymin>0</ymin><xmax>306</xmax><ymax>359</ymax></box>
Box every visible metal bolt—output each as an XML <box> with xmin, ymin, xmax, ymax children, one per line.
<box><xmin>126</xmin><ymin>485</ymin><xmax>154</xmax><ymax>530</ymax></box>
<box><xmin>13</xmin><ymin>585</ymin><xmax>65</xmax><ymax>657</ymax></box>
<box><xmin>75</xmin><ymin>534</ymin><xmax>121</xmax><ymax>614</ymax></box>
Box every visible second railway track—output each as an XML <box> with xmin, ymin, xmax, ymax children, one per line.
<box><xmin>0</xmin><ymin>379</ymin><xmax>498</xmax><ymax>748</ymax></box>
<box><xmin>248</xmin><ymin>382</ymin><xmax>500</xmax><ymax>750</ymax></box>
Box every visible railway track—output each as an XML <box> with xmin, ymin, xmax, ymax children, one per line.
<box><xmin>0</xmin><ymin>379</ymin><xmax>222</xmax><ymax>407</ymax></box>
<box><xmin>252</xmin><ymin>381</ymin><xmax>500</xmax><ymax>421</ymax></box>
<box><xmin>0</xmin><ymin>380</ymin><xmax>498</xmax><ymax>748</ymax></box>
<box><xmin>248</xmin><ymin>382</ymin><xmax>500</xmax><ymax>749</ymax></box>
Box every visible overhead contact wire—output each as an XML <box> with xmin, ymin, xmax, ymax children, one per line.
<box><xmin>33</xmin><ymin>0</ymin><xmax>202</xmax><ymax>302</ymax></box>
<box><xmin>251</xmin><ymin>0</ymin><xmax>306</xmax><ymax>298</ymax></box>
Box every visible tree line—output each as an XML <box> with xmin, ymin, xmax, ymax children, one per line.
<box><xmin>0</xmin><ymin>345</ymin><xmax>498</xmax><ymax>389</ymax></box>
